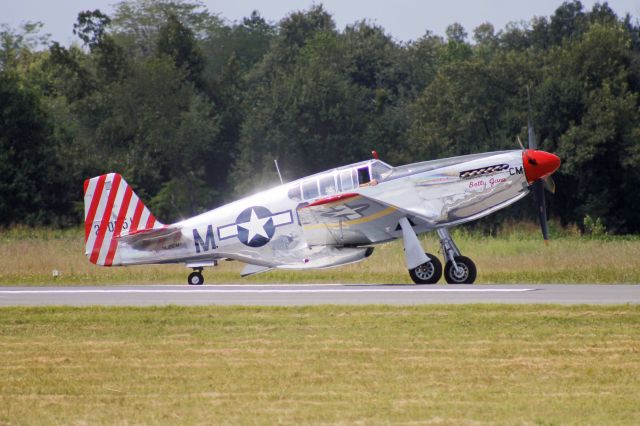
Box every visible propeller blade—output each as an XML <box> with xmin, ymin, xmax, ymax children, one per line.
<box><xmin>527</xmin><ymin>86</ymin><xmax>553</xmax><ymax>244</ymax></box>
<box><xmin>533</xmin><ymin>179</ymin><xmax>549</xmax><ymax>243</ymax></box>
<box><xmin>526</xmin><ymin>86</ymin><xmax>537</xmax><ymax>150</ymax></box>
<box><xmin>528</xmin><ymin>122</ymin><xmax>537</xmax><ymax>150</ymax></box>
<box><xmin>516</xmin><ymin>136</ymin><xmax>525</xmax><ymax>150</ymax></box>
<box><xmin>543</xmin><ymin>175</ymin><xmax>556</xmax><ymax>194</ymax></box>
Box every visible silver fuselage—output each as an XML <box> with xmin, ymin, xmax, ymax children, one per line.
<box><xmin>115</xmin><ymin>150</ymin><xmax>529</xmax><ymax>268</ymax></box>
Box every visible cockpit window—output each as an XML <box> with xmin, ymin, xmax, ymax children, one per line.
<box><xmin>287</xmin><ymin>185</ymin><xmax>302</xmax><ymax>201</ymax></box>
<box><xmin>301</xmin><ymin>179</ymin><xmax>319</xmax><ymax>200</ymax></box>
<box><xmin>340</xmin><ymin>170</ymin><xmax>354</xmax><ymax>191</ymax></box>
<box><xmin>319</xmin><ymin>174</ymin><xmax>337</xmax><ymax>196</ymax></box>
<box><xmin>371</xmin><ymin>161</ymin><xmax>392</xmax><ymax>181</ymax></box>
<box><xmin>357</xmin><ymin>167</ymin><xmax>370</xmax><ymax>185</ymax></box>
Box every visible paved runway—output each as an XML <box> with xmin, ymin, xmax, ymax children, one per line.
<box><xmin>0</xmin><ymin>284</ymin><xmax>638</xmax><ymax>306</ymax></box>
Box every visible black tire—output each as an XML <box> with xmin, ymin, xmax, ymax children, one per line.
<box><xmin>444</xmin><ymin>256</ymin><xmax>476</xmax><ymax>284</ymax></box>
<box><xmin>188</xmin><ymin>271</ymin><xmax>204</xmax><ymax>285</ymax></box>
<box><xmin>409</xmin><ymin>253</ymin><xmax>442</xmax><ymax>284</ymax></box>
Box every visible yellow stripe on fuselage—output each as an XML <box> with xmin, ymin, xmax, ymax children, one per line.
<box><xmin>302</xmin><ymin>206</ymin><xmax>397</xmax><ymax>230</ymax></box>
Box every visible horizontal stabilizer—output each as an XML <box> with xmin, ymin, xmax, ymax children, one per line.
<box><xmin>115</xmin><ymin>226</ymin><xmax>183</xmax><ymax>249</ymax></box>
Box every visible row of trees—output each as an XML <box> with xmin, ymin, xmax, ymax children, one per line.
<box><xmin>1</xmin><ymin>1</ymin><xmax>640</xmax><ymax>233</ymax></box>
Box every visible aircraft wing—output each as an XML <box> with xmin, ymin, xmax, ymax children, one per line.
<box><xmin>297</xmin><ymin>193</ymin><xmax>418</xmax><ymax>246</ymax></box>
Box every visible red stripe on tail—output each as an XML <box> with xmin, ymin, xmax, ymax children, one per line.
<box><xmin>145</xmin><ymin>214</ymin><xmax>156</xmax><ymax>229</ymax></box>
<box><xmin>129</xmin><ymin>199</ymin><xmax>145</xmax><ymax>233</ymax></box>
<box><xmin>85</xmin><ymin>175</ymin><xmax>107</xmax><ymax>242</ymax></box>
<box><xmin>89</xmin><ymin>174</ymin><xmax>122</xmax><ymax>264</ymax></box>
<box><xmin>103</xmin><ymin>185</ymin><xmax>133</xmax><ymax>266</ymax></box>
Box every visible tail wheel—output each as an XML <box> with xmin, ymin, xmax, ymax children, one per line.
<box><xmin>444</xmin><ymin>256</ymin><xmax>476</xmax><ymax>284</ymax></box>
<box><xmin>188</xmin><ymin>271</ymin><xmax>204</xmax><ymax>285</ymax></box>
<box><xmin>409</xmin><ymin>253</ymin><xmax>442</xmax><ymax>284</ymax></box>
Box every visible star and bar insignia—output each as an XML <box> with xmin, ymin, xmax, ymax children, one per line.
<box><xmin>217</xmin><ymin>206</ymin><xmax>293</xmax><ymax>247</ymax></box>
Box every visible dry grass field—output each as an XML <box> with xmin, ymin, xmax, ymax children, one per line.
<box><xmin>0</xmin><ymin>225</ymin><xmax>639</xmax><ymax>284</ymax></box>
<box><xmin>1</xmin><ymin>226</ymin><xmax>638</xmax><ymax>424</ymax></box>
<box><xmin>1</xmin><ymin>305</ymin><xmax>639</xmax><ymax>425</ymax></box>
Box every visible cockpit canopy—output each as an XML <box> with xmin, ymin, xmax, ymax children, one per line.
<box><xmin>287</xmin><ymin>160</ymin><xmax>393</xmax><ymax>202</ymax></box>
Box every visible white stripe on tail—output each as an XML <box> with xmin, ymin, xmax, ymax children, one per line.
<box><xmin>83</xmin><ymin>173</ymin><xmax>163</xmax><ymax>266</ymax></box>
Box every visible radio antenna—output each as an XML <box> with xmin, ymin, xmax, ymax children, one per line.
<box><xmin>274</xmin><ymin>159</ymin><xmax>284</xmax><ymax>184</ymax></box>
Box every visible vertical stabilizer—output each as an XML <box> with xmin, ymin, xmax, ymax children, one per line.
<box><xmin>83</xmin><ymin>173</ymin><xmax>162</xmax><ymax>266</ymax></box>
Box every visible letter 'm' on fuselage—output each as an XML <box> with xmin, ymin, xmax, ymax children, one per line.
<box><xmin>193</xmin><ymin>225</ymin><xmax>216</xmax><ymax>253</ymax></box>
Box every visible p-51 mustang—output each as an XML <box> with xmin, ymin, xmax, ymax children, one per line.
<box><xmin>84</xmin><ymin>135</ymin><xmax>560</xmax><ymax>285</ymax></box>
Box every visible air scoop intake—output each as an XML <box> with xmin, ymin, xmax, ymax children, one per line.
<box><xmin>522</xmin><ymin>150</ymin><xmax>561</xmax><ymax>183</ymax></box>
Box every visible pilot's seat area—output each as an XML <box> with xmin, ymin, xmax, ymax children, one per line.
<box><xmin>287</xmin><ymin>160</ymin><xmax>394</xmax><ymax>202</ymax></box>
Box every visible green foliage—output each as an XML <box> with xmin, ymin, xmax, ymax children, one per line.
<box><xmin>0</xmin><ymin>72</ymin><xmax>72</xmax><ymax>225</ymax></box>
<box><xmin>0</xmin><ymin>22</ymin><xmax>49</xmax><ymax>71</ymax></box>
<box><xmin>73</xmin><ymin>10</ymin><xmax>111</xmax><ymax>50</ymax></box>
<box><xmin>1</xmin><ymin>1</ymin><xmax>640</xmax><ymax>232</ymax></box>
<box><xmin>583</xmin><ymin>214</ymin><xmax>607</xmax><ymax>237</ymax></box>
<box><xmin>109</xmin><ymin>0</ymin><xmax>223</xmax><ymax>58</ymax></box>
<box><xmin>156</xmin><ymin>13</ymin><xmax>205</xmax><ymax>88</ymax></box>
<box><xmin>150</xmin><ymin>173</ymin><xmax>215</xmax><ymax>219</ymax></box>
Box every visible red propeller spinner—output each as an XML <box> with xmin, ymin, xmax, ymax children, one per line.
<box><xmin>522</xmin><ymin>150</ymin><xmax>561</xmax><ymax>183</ymax></box>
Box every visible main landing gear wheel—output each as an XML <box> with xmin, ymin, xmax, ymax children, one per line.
<box><xmin>188</xmin><ymin>271</ymin><xmax>204</xmax><ymax>285</ymax></box>
<box><xmin>409</xmin><ymin>253</ymin><xmax>442</xmax><ymax>284</ymax></box>
<box><xmin>444</xmin><ymin>256</ymin><xmax>476</xmax><ymax>284</ymax></box>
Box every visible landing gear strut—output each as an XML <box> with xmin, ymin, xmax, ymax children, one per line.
<box><xmin>400</xmin><ymin>218</ymin><xmax>476</xmax><ymax>284</ymax></box>
<box><xmin>399</xmin><ymin>217</ymin><xmax>442</xmax><ymax>284</ymax></box>
<box><xmin>188</xmin><ymin>268</ymin><xmax>204</xmax><ymax>285</ymax></box>
<box><xmin>437</xmin><ymin>228</ymin><xmax>476</xmax><ymax>284</ymax></box>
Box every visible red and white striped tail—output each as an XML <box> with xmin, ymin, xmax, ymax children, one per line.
<box><xmin>84</xmin><ymin>173</ymin><xmax>163</xmax><ymax>266</ymax></box>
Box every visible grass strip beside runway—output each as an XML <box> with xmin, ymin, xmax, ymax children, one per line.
<box><xmin>1</xmin><ymin>305</ymin><xmax>639</xmax><ymax>424</ymax></box>
<box><xmin>1</xmin><ymin>226</ymin><xmax>640</xmax><ymax>284</ymax></box>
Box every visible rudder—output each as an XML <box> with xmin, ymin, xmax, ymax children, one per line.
<box><xmin>84</xmin><ymin>173</ymin><xmax>162</xmax><ymax>266</ymax></box>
